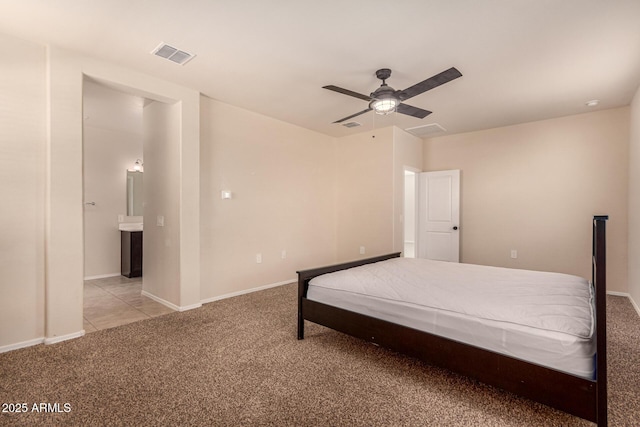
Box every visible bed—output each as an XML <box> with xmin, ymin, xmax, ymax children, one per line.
<box><xmin>297</xmin><ymin>216</ymin><xmax>608</xmax><ymax>426</ymax></box>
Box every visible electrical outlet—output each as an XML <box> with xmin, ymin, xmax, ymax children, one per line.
<box><xmin>360</xmin><ymin>246</ymin><xmax>365</xmax><ymax>255</ymax></box>
<box><xmin>511</xmin><ymin>249</ymin><xmax>518</xmax><ymax>259</ymax></box>
<box><xmin>281</xmin><ymin>250</ymin><xmax>287</xmax><ymax>259</ymax></box>
<box><xmin>256</xmin><ymin>253</ymin><xmax>262</xmax><ymax>264</ymax></box>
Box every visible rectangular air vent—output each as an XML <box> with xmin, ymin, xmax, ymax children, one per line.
<box><xmin>151</xmin><ymin>42</ymin><xmax>195</xmax><ymax>65</ymax></box>
<box><xmin>405</xmin><ymin>123</ymin><xmax>446</xmax><ymax>137</ymax></box>
<box><xmin>342</xmin><ymin>121</ymin><xmax>362</xmax><ymax>128</ymax></box>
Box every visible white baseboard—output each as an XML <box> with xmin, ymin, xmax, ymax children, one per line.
<box><xmin>629</xmin><ymin>295</ymin><xmax>640</xmax><ymax>317</ymax></box>
<box><xmin>141</xmin><ymin>290</ymin><xmax>202</xmax><ymax>312</ymax></box>
<box><xmin>201</xmin><ymin>279</ymin><xmax>295</xmax><ymax>305</ymax></box>
<box><xmin>607</xmin><ymin>291</ymin><xmax>640</xmax><ymax>317</ymax></box>
<box><xmin>44</xmin><ymin>330</ymin><xmax>85</xmax><ymax>345</ymax></box>
<box><xmin>178</xmin><ymin>302</ymin><xmax>202</xmax><ymax>312</ymax></box>
<box><xmin>607</xmin><ymin>290</ymin><xmax>629</xmax><ymax>297</ymax></box>
<box><xmin>1</xmin><ymin>330</ymin><xmax>85</xmax><ymax>353</ymax></box>
<box><xmin>142</xmin><ymin>279</ymin><xmax>294</xmax><ymax>312</ymax></box>
<box><xmin>84</xmin><ymin>273</ymin><xmax>121</xmax><ymax>281</ymax></box>
<box><xmin>0</xmin><ymin>337</ymin><xmax>44</xmax><ymax>354</ymax></box>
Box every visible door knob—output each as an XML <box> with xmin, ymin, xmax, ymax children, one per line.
<box><xmin>453</xmin><ymin>226</ymin><xmax>458</xmax><ymax>230</ymax></box>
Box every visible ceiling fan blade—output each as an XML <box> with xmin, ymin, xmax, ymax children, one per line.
<box><xmin>397</xmin><ymin>103</ymin><xmax>432</xmax><ymax>119</ymax></box>
<box><xmin>323</xmin><ymin>85</ymin><xmax>372</xmax><ymax>102</ymax></box>
<box><xmin>332</xmin><ymin>108</ymin><xmax>372</xmax><ymax>124</ymax></box>
<box><xmin>399</xmin><ymin>67</ymin><xmax>462</xmax><ymax>101</ymax></box>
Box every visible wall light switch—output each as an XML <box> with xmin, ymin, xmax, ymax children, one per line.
<box><xmin>511</xmin><ymin>249</ymin><xmax>518</xmax><ymax>259</ymax></box>
<box><xmin>281</xmin><ymin>250</ymin><xmax>287</xmax><ymax>259</ymax></box>
<box><xmin>157</xmin><ymin>215</ymin><xmax>164</xmax><ymax>227</ymax></box>
<box><xmin>360</xmin><ymin>246</ymin><xmax>365</xmax><ymax>255</ymax></box>
<box><xmin>118</xmin><ymin>214</ymin><xmax>124</xmax><ymax>223</ymax></box>
<box><xmin>221</xmin><ymin>190</ymin><xmax>232</xmax><ymax>200</ymax></box>
<box><xmin>256</xmin><ymin>253</ymin><xmax>262</xmax><ymax>264</ymax></box>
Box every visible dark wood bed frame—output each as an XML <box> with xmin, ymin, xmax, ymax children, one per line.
<box><xmin>297</xmin><ymin>216</ymin><xmax>608</xmax><ymax>426</ymax></box>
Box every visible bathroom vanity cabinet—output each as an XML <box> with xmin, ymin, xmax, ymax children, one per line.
<box><xmin>121</xmin><ymin>230</ymin><xmax>142</xmax><ymax>278</ymax></box>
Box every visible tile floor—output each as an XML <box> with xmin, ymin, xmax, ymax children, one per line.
<box><xmin>83</xmin><ymin>276</ymin><xmax>175</xmax><ymax>333</ymax></box>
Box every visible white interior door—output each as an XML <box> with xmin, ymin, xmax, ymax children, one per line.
<box><xmin>418</xmin><ymin>170</ymin><xmax>460</xmax><ymax>262</ymax></box>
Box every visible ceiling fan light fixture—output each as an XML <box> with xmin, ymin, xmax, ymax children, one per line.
<box><xmin>370</xmin><ymin>97</ymin><xmax>399</xmax><ymax>115</ymax></box>
<box><xmin>324</xmin><ymin>67</ymin><xmax>462</xmax><ymax>123</ymax></box>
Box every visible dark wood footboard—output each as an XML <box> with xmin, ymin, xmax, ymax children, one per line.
<box><xmin>297</xmin><ymin>252</ymin><xmax>401</xmax><ymax>340</ymax></box>
<box><xmin>297</xmin><ymin>216</ymin><xmax>608</xmax><ymax>426</ymax></box>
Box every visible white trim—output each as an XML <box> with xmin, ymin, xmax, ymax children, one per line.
<box><xmin>200</xmin><ymin>279</ymin><xmax>294</xmax><ymax>305</ymax></box>
<box><xmin>178</xmin><ymin>302</ymin><xmax>202</xmax><ymax>312</ymax></box>
<box><xmin>606</xmin><ymin>291</ymin><xmax>640</xmax><ymax>317</ymax></box>
<box><xmin>44</xmin><ymin>330</ymin><xmax>85</xmax><ymax>345</ymax></box>
<box><xmin>141</xmin><ymin>290</ymin><xmax>202</xmax><ymax>312</ymax></box>
<box><xmin>403</xmin><ymin>166</ymin><xmax>421</xmax><ymax>259</ymax></box>
<box><xmin>83</xmin><ymin>273</ymin><xmax>121</xmax><ymax>281</ymax></box>
<box><xmin>629</xmin><ymin>295</ymin><xmax>640</xmax><ymax>317</ymax></box>
<box><xmin>0</xmin><ymin>337</ymin><xmax>45</xmax><ymax>354</ymax></box>
<box><xmin>606</xmin><ymin>290</ymin><xmax>629</xmax><ymax>297</ymax></box>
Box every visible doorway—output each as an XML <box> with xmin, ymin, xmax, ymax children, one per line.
<box><xmin>403</xmin><ymin>168</ymin><xmax>420</xmax><ymax>258</ymax></box>
<box><xmin>82</xmin><ymin>80</ymin><xmax>143</xmax><ymax>281</ymax></box>
<box><xmin>43</xmin><ymin>55</ymin><xmax>201</xmax><ymax>343</ymax></box>
<box><xmin>82</xmin><ymin>79</ymin><xmax>174</xmax><ymax>332</ymax></box>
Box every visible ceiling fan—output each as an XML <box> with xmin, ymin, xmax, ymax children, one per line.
<box><xmin>323</xmin><ymin>67</ymin><xmax>462</xmax><ymax>124</ymax></box>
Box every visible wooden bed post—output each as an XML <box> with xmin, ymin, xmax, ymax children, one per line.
<box><xmin>297</xmin><ymin>274</ymin><xmax>306</xmax><ymax>340</ymax></box>
<box><xmin>593</xmin><ymin>215</ymin><xmax>608</xmax><ymax>427</ymax></box>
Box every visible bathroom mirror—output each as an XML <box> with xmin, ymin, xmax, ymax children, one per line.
<box><xmin>126</xmin><ymin>171</ymin><xmax>143</xmax><ymax>216</ymax></box>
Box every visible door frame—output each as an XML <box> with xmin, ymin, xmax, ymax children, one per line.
<box><xmin>403</xmin><ymin>166</ymin><xmax>421</xmax><ymax>258</ymax></box>
<box><xmin>44</xmin><ymin>51</ymin><xmax>201</xmax><ymax>344</ymax></box>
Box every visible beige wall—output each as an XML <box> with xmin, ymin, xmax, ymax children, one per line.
<box><xmin>629</xmin><ymin>86</ymin><xmax>640</xmax><ymax>309</ymax></box>
<box><xmin>199</xmin><ymin>97</ymin><xmax>336</xmax><ymax>300</ymax></box>
<box><xmin>0</xmin><ymin>34</ymin><xmax>46</xmax><ymax>349</ymax></box>
<box><xmin>83</xmin><ymin>81</ymin><xmax>143</xmax><ymax>278</ymax></box>
<box><xmin>334</xmin><ymin>127</ymin><xmax>395</xmax><ymax>260</ymax></box>
<box><xmin>0</xmin><ymin>31</ymin><xmax>202</xmax><ymax>351</ymax></box>
<box><xmin>198</xmin><ymin>120</ymin><xmax>419</xmax><ymax>300</ymax></box>
<box><xmin>142</xmin><ymin>101</ymin><xmax>183</xmax><ymax>305</ymax></box>
<box><xmin>45</xmin><ymin>47</ymin><xmax>86</xmax><ymax>342</ymax></box>
<box><xmin>424</xmin><ymin>108</ymin><xmax>629</xmax><ymax>292</ymax></box>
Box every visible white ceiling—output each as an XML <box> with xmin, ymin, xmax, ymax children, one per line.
<box><xmin>2</xmin><ymin>0</ymin><xmax>640</xmax><ymax>138</ymax></box>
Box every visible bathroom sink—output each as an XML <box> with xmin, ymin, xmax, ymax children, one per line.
<box><xmin>119</xmin><ymin>222</ymin><xmax>143</xmax><ymax>231</ymax></box>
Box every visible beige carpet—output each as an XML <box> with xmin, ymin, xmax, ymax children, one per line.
<box><xmin>0</xmin><ymin>284</ymin><xmax>638</xmax><ymax>426</ymax></box>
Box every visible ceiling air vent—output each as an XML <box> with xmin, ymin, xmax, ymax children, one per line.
<box><xmin>342</xmin><ymin>121</ymin><xmax>361</xmax><ymax>128</ymax></box>
<box><xmin>151</xmin><ymin>42</ymin><xmax>195</xmax><ymax>65</ymax></box>
<box><xmin>405</xmin><ymin>123</ymin><xmax>446</xmax><ymax>137</ymax></box>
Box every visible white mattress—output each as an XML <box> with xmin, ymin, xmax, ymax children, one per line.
<box><xmin>307</xmin><ymin>257</ymin><xmax>595</xmax><ymax>379</ymax></box>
